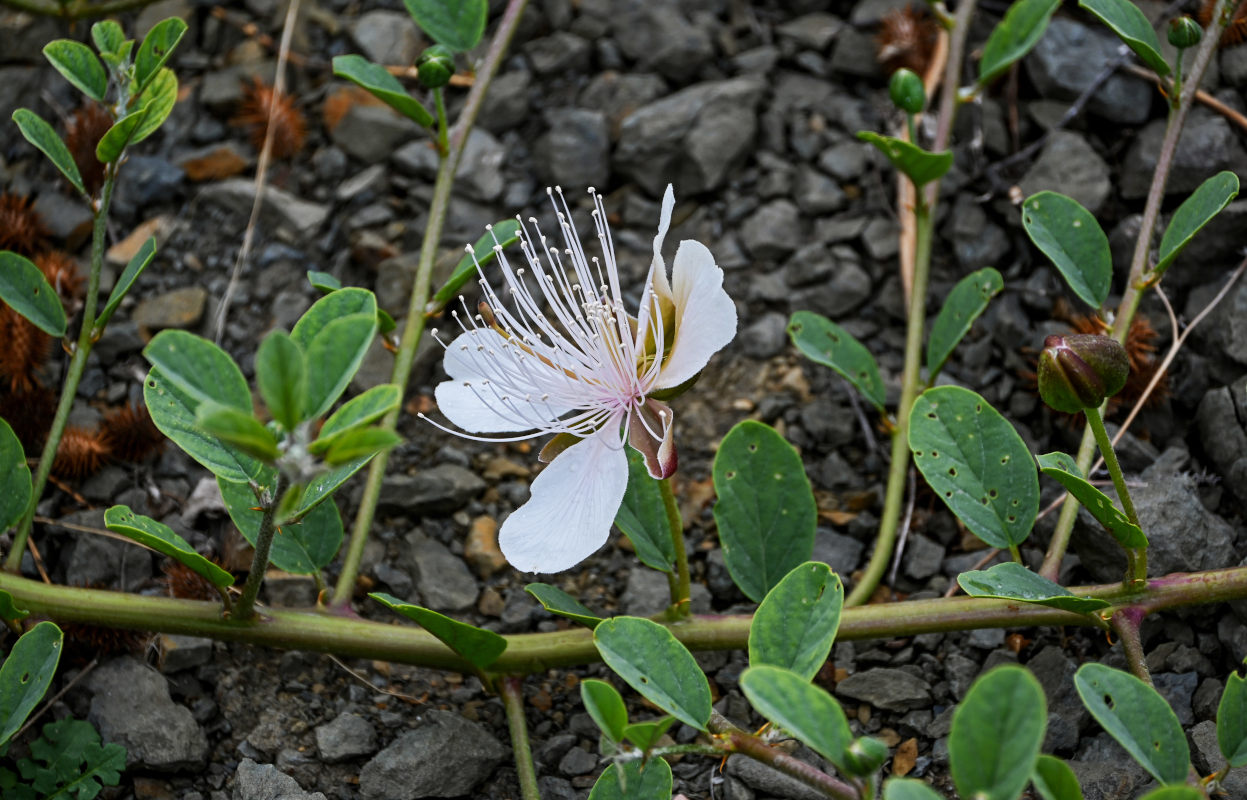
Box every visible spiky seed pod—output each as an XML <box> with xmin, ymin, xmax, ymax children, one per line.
<box><xmin>1199</xmin><ymin>0</ymin><xmax>1247</xmax><ymax>47</ymax></box>
<box><xmin>34</xmin><ymin>250</ymin><xmax>84</xmax><ymax>302</ymax></box>
<box><xmin>0</xmin><ymin>306</ymin><xmax>54</xmax><ymax>393</ymax></box>
<box><xmin>61</xmin><ymin>619</ymin><xmax>150</xmax><ymax>664</ymax></box>
<box><xmin>52</xmin><ymin>425</ymin><xmax>111</xmax><ymax>479</ymax></box>
<box><xmin>100</xmin><ymin>401</ymin><xmax>165</xmax><ymax>464</ymax></box>
<box><xmin>233</xmin><ymin>77</ymin><xmax>307</xmax><ymax>159</ymax></box>
<box><xmin>876</xmin><ymin>5</ymin><xmax>940</xmax><ymax>76</ymax></box>
<box><xmin>0</xmin><ymin>385</ymin><xmax>55</xmax><ymax>450</ymax></box>
<box><xmin>161</xmin><ymin>560</ymin><xmax>223</xmax><ymax>601</ymax></box>
<box><xmin>64</xmin><ymin>102</ymin><xmax>112</xmax><ymax>197</ymax></box>
<box><xmin>0</xmin><ymin>193</ymin><xmax>46</xmax><ymax>256</ymax></box>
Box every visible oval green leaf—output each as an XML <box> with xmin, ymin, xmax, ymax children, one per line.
<box><xmin>256</xmin><ymin>330</ymin><xmax>306</xmax><ymax>431</ymax></box>
<box><xmin>322</xmin><ymin>426</ymin><xmax>401</xmax><ymax>465</ymax></box>
<box><xmin>402</xmin><ymin>0</ymin><xmax>487</xmax><ymax>52</ymax></box>
<box><xmin>96</xmin><ymin>103</ymin><xmax>153</xmax><ymax>164</ymax></box>
<box><xmin>787</xmin><ymin>310</ymin><xmax>885</xmax><ymax>411</ymax></box>
<box><xmin>0</xmin><ymin>418</ymin><xmax>33</xmax><ymax>532</ymax></box>
<box><xmin>713</xmin><ymin>420</ymin><xmax>817</xmax><ymax>602</ymax></box>
<box><xmin>195</xmin><ymin>402</ymin><xmax>281</xmax><ymax>462</ymax></box>
<box><xmin>1074</xmin><ymin>663</ymin><xmax>1189</xmax><ymax>784</ymax></box>
<box><xmin>95</xmin><ymin>236</ymin><xmax>156</xmax><ymax>334</ymax></box>
<box><xmin>1037</xmin><ymin>452</ymin><xmax>1147</xmax><ymax>548</ymax></box>
<box><xmin>857</xmin><ymin>131</ymin><xmax>954</xmax><ymax>188</ymax></box>
<box><xmin>369</xmin><ymin>591</ymin><xmax>506</xmax><ymax>670</ymax></box>
<box><xmin>104</xmin><ymin>505</ymin><xmax>233</xmax><ymax>589</ymax></box>
<box><xmin>315</xmin><ymin>384</ymin><xmax>401</xmax><ymax>445</ymax></box>
<box><xmin>749</xmin><ymin>562</ymin><xmax>843</xmax><ymax>681</ymax></box>
<box><xmin>926</xmin><ymin>267</ymin><xmax>1004</xmax><ymax>380</ymax></box>
<box><xmin>91</xmin><ymin>20</ymin><xmax>125</xmax><ymax>57</ymax></box>
<box><xmin>957</xmin><ymin>562</ymin><xmax>1110</xmax><ymax>614</ymax></box>
<box><xmin>428</xmin><ymin>219</ymin><xmax>523</xmax><ymax>313</ymax></box>
<box><xmin>134</xmin><ymin>18</ymin><xmax>187</xmax><ymax>94</ymax></box>
<box><xmin>331</xmin><ymin>55</ymin><xmax>433</xmax><ymax>127</ymax></box>
<box><xmin>951</xmin><ymin>664</ymin><xmax>1047</xmax><ymax>800</ymax></box>
<box><xmin>145</xmin><ymin>368</ymin><xmax>267</xmax><ymax>484</ymax></box>
<box><xmin>127</xmin><ymin>68</ymin><xmax>179</xmax><ymax>147</ymax></box>
<box><xmin>43</xmin><ymin>40</ymin><xmax>107</xmax><ymax>102</ymax></box>
<box><xmin>525</xmin><ymin>582</ymin><xmax>602</xmax><ymax>629</ymax></box>
<box><xmin>293</xmin><ymin>455</ymin><xmax>375</xmax><ymax>520</ymax></box>
<box><xmin>979</xmin><ymin>0</ymin><xmax>1062</xmax><ymax>84</ymax></box>
<box><xmin>622</xmin><ymin>717</ymin><xmax>675</xmax><ymax>752</ymax></box>
<box><xmin>1079</xmin><ymin>0</ymin><xmax>1170</xmax><ymax>76</ymax></box>
<box><xmin>1021</xmin><ymin>191</ymin><xmax>1111</xmax><ymax>309</ymax></box>
<box><xmin>909</xmin><ymin>387</ymin><xmax>1039</xmax><ymax>549</ymax></box>
<box><xmin>1032</xmin><ymin>754</ymin><xmax>1084</xmax><ymax>800</ymax></box>
<box><xmin>1155</xmin><ymin>171</ymin><xmax>1240</xmax><ymax>278</ymax></box>
<box><xmin>0</xmin><ymin>621</ymin><xmax>63</xmax><ymax>749</ymax></box>
<box><xmin>883</xmin><ymin>778</ymin><xmax>944</xmax><ymax>800</ymax></box>
<box><xmin>307</xmin><ymin>271</ymin><xmax>342</xmax><ymax>293</ymax></box>
<box><xmin>12</xmin><ymin>109</ymin><xmax>86</xmax><ymax>197</ymax></box>
<box><xmin>588</xmin><ymin>759</ymin><xmax>672</xmax><ymax>800</ymax></box>
<box><xmin>1217</xmin><ymin>667</ymin><xmax>1247</xmax><ymax>767</ymax></box>
<box><xmin>219</xmin><ymin>477</ymin><xmax>344</xmax><ymax>574</ymax></box>
<box><xmin>144</xmin><ymin>330</ymin><xmax>251</xmax><ymax>412</ymax></box>
<box><xmin>739</xmin><ymin>665</ymin><xmax>853</xmax><ymax>772</ymax></box>
<box><xmin>291</xmin><ymin>288</ymin><xmax>378</xmax><ymax>418</ymax></box>
<box><xmin>581</xmin><ymin>679</ymin><xmax>628</xmax><ymax>742</ymax></box>
<box><xmin>0</xmin><ymin>252</ymin><xmax>68</xmax><ymax>337</ymax></box>
<box><xmin>594</xmin><ymin>616</ymin><xmax>712</xmax><ymax>731</ymax></box>
<box><xmin>614</xmin><ymin>447</ymin><xmax>676</xmax><ymax>574</ymax></box>
<box><xmin>0</xmin><ymin>590</ymin><xmax>29</xmax><ymax>622</ymax></box>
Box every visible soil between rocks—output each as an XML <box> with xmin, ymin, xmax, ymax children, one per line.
<box><xmin>3</xmin><ymin>0</ymin><xmax>1247</xmax><ymax>798</ymax></box>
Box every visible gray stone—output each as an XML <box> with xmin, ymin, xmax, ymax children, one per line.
<box><xmin>1028</xmin><ymin>645</ymin><xmax>1087</xmax><ymax>752</ymax></box>
<box><xmin>1197</xmin><ymin>382</ymin><xmax>1247</xmax><ymax>503</ymax></box>
<box><xmin>114</xmin><ymin>156</ymin><xmax>185</xmax><ymax>216</ymax></box>
<box><xmin>776</xmin><ymin>12</ymin><xmax>843</xmax><ymax>51</ymax></box>
<box><xmin>350</xmin><ymin>11</ymin><xmax>421</xmax><ymax>66</ymax></box>
<box><xmin>726</xmin><ymin>754</ymin><xmax>825</xmax><ymax>800</ymax></box>
<box><xmin>1026</xmin><ymin>18</ymin><xmax>1152</xmax><ymax>124</ymax></box>
<box><xmin>199</xmin><ymin>179</ymin><xmax>328</xmax><ymax>238</ymax></box>
<box><xmin>1221</xmin><ymin>45</ymin><xmax>1247</xmax><ymax>89</ymax></box>
<box><xmin>87</xmin><ymin>657</ymin><xmax>208</xmax><ymax>772</ymax></box>
<box><xmin>32</xmin><ymin>192</ymin><xmax>93</xmax><ymax>250</ymax></box>
<box><xmin>579</xmin><ymin>72</ymin><xmax>668</xmax><ymax>139</ymax></box>
<box><xmin>1153</xmin><ymin>671</ymin><xmax>1199</xmax><ymax>726</ymax></box>
<box><xmin>536</xmin><ymin>108</ymin><xmax>610</xmax><ymax>189</ymax></box>
<box><xmin>783</xmin><ymin>242</ymin><xmax>837</xmax><ymax>286</ymax></box>
<box><xmin>358</xmin><ymin>710</ymin><xmax>507</xmax><ymax>799</ymax></box>
<box><xmin>557</xmin><ymin>746</ymin><xmax>597</xmax><ymax>777</ymax></box>
<box><xmin>329</xmin><ymin>104</ymin><xmax>422</xmax><ymax>164</ymax></box>
<box><xmin>1067</xmin><ymin>759</ymin><xmax>1144</xmax><ymax>800</ymax></box>
<box><xmin>232</xmin><ymin>758</ymin><xmax>326</xmax><ymax>800</ymax></box>
<box><xmin>812</xmin><ymin>528</ymin><xmax>864</xmax><ymax>577</ymax></box>
<box><xmin>818</xmin><ymin>140</ymin><xmax>870</xmax><ymax>182</ymax></box>
<box><xmin>537</xmin><ymin>776</ymin><xmax>579</xmax><ymax>800</ymax></box>
<box><xmin>378</xmin><ymin>465</ymin><xmax>486</xmax><ymax>516</ymax></box>
<box><xmin>612</xmin><ymin>0</ymin><xmax>713</xmax><ymax>79</ymax></box>
<box><xmin>902</xmin><ymin>534</ymin><xmax>945</xmax><ymax>581</ymax></box>
<box><xmin>1199</xmin><ymin>279</ymin><xmax>1247</xmax><ymax>366</ymax></box>
<box><xmin>948</xmin><ymin>193</ymin><xmax>1009</xmax><ymax>270</ymax></box>
<box><xmin>135</xmin><ymin>0</ymin><xmax>190</xmax><ymax>40</ymax></box>
<box><xmin>944</xmin><ymin>653</ymin><xmax>979</xmax><ymax>700</ymax></box>
<box><xmin>524</xmin><ymin>32</ymin><xmax>592</xmax><ymax>76</ymax></box>
<box><xmin>836</xmin><ymin>667</ymin><xmax>931</xmax><ymax>711</ymax></box>
<box><xmin>403</xmin><ymin>532</ymin><xmax>479</xmax><ymax>612</ymax></box>
<box><xmin>199</xmin><ymin>63</ymin><xmax>276</xmax><ymax>116</ymax></box>
<box><xmin>132</xmin><ymin>287</ymin><xmax>208</xmax><ymax>331</ymax></box>
<box><xmin>1188</xmin><ymin>718</ymin><xmax>1247</xmax><ymax>797</ymax></box>
<box><xmin>861</xmin><ymin>218</ymin><xmax>899</xmax><ymax>261</ymax></box>
<box><xmin>316</xmin><ymin>712</ymin><xmax>378</xmax><ymax>763</ymax></box>
<box><xmin>455</xmin><ymin>130</ymin><xmax>507</xmax><ymax>202</ymax></box>
<box><xmin>621</xmin><ymin>568</ymin><xmax>711</xmax><ymax>616</ymax></box>
<box><xmin>788</xmin><ymin>257</ymin><xmax>871</xmax><ymax>318</ymax></box>
<box><xmin>799</xmin><ymin>397</ymin><xmax>855</xmax><ymax>448</ymax></box>
<box><xmin>479</xmin><ymin>70</ymin><xmax>532</xmax><ymax>133</ymax></box>
<box><xmin>374</xmin><ymin>252</ymin><xmax>418</xmax><ymax>314</ymax></box>
<box><xmin>1018</xmin><ymin>132</ymin><xmax>1111</xmax><ymax>215</ymax></box>
<box><xmin>740</xmin><ymin>312</ymin><xmax>789</xmax><ymax>359</ymax></box>
<box><xmin>335</xmin><ymin>164</ymin><xmax>387</xmax><ymax>202</ymax></box>
<box><xmin>740</xmin><ymin>200</ymin><xmax>801</xmax><ymax>260</ymax></box>
<box><xmin>159</xmin><ymin>635</ymin><xmax>214</xmax><ymax>673</ymax></box>
<box><xmin>1121</xmin><ymin>108</ymin><xmax>1247</xmax><ymax>199</ymax></box>
<box><xmin>793</xmin><ymin>170</ymin><xmax>847</xmax><ymax>215</ymax></box>
<box><xmin>829</xmin><ymin>27</ymin><xmax>883</xmax><ymax>79</ymax></box>
<box><xmin>65</xmin><ymin>515</ymin><xmax>153</xmax><ymax>591</ymax></box>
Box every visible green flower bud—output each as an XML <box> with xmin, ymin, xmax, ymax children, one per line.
<box><xmin>840</xmin><ymin>736</ymin><xmax>889</xmax><ymax>776</ymax></box>
<box><xmin>1168</xmin><ymin>16</ymin><xmax>1203</xmax><ymax>49</ymax></box>
<box><xmin>417</xmin><ymin>45</ymin><xmax>455</xmax><ymax>89</ymax></box>
<box><xmin>889</xmin><ymin>68</ymin><xmax>926</xmax><ymax>115</ymax></box>
<box><xmin>1037</xmin><ymin>334</ymin><xmax>1129</xmax><ymax>414</ymax></box>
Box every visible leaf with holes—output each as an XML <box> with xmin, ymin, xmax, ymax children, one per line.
<box><xmin>0</xmin><ymin>621</ymin><xmax>62</xmax><ymax>750</ymax></box>
<box><xmin>594</xmin><ymin>616</ymin><xmax>711</xmax><ymax>731</ymax></box>
<box><xmin>525</xmin><ymin>583</ymin><xmax>602</xmax><ymax>628</ymax></box>
<box><xmin>403</xmin><ymin>0</ymin><xmax>487</xmax><ymax>51</ymax></box>
<box><xmin>622</xmin><ymin>716</ymin><xmax>676</xmax><ymax>752</ymax></box>
<box><xmin>581</xmin><ymin>679</ymin><xmax>627</xmax><ymax>742</ymax></box>
<box><xmin>218</xmin><ymin>478</ymin><xmax>343</xmax><ymax>574</ymax></box>
<box><xmin>614</xmin><ymin>447</ymin><xmax>676</xmax><ymax>573</ymax></box>
<box><xmin>1218</xmin><ymin>665</ymin><xmax>1247</xmax><ymax>767</ymax></box>
<box><xmin>1</xmin><ymin>418</ymin><xmax>32</xmax><ymax>532</ymax></box>
<box><xmin>134</xmin><ymin>18</ymin><xmax>187</xmax><ymax>95</ymax></box>
<box><xmin>43</xmin><ymin>40</ymin><xmax>108</xmax><ymax>102</ymax></box>
<box><xmin>883</xmin><ymin>778</ymin><xmax>944</xmax><ymax>800</ymax></box>
<box><xmin>332</xmin><ymin>55</ymin><xmax>433</xmax><ymax>127</ymax></box>
<box><xmin>1032</xmin><ymin>755</ymin><xmax>1084</xmax><ymax>800</ymax></box>
<box><xmin>740</xmin><ymin>665</ymin><xmax>854</xmax><ymax>773</ymax></box>
<box><xmin>713</xmin><ymin>420</ymin><xmax>817</xmax><ymax>602</ymax></box>
<box><xmin>145</xmin><ymin>368</ymin><xmax>267</xmax><ymax>484</ymax></box>
<box><xmin>588</xmin><ymin>758</ymin><xmax>672</xmax><ymax>800</ymax></box>
<box><xmin>950</xmin><ymin>665</ymin><xmax>1047</xmax><ymax>800</ymax></box>
<box><xmin>370</xmin><ymin>592</ymin><xmax>506</xmax><ymax>670</ymax></box>
<box><xmin>927</xmin><ymin>267</ymin><xmax>1003</xmax><ymax>380</ymax></box>
<box><xmin>104</xmin><ymin>505</ymin><xmax>233</xmax><ymax>589</ymax></box>
<box><xmin>0</xmin><ymin>251</ymin><xmax>67</xmax><ymax>337</ymax></box>
<box><xmin>857</xmin><ymin>132</ymin><xmax>953</xmax><ymax>188</ymax></box>
<box><xmin>1074</xmin><ymin>663</ymin><xmax>1189</xmax><ymax>784</ymax></box>
<box><xmin>1079</xmin><ymin>0</ymin><xmax>1170</xmax><ymax>76</ymax></box>
<box><xmin>1155</xmin><ymin>171</ymin><xmax>1239</xmax><ymax>279</ymax></box>
<box><xmin>96</xmin><ymin>236</ymin><xmax>156</xmax><ymax>334</ymax></box>
<box><xmin>788</xmin><ymin>311</ymin><xmax>885</xmax><ymax>411</ymax></box>
<box><xmin>428</xmin><ymin>219</ymin><xmax>523</xmax><ymax>313</ymax></box>
<box><xmin>979</xmin><ymin>0</ymin><xmax>1061</xmax><ymax>84</ymax></box>
<box><xmin>749</xmin><ymin>562</ymin><xmax>843</xmax><ymax>680</ymax></box>
<box><xmin>144</xmin><ymin>330</ymin><xmax>251</xmax><ymax>413</ymax></box>
<box><xmin>909</xmin><ymin>387</ymin><xmax>1038</xmax><ymax>549</ymax></box>
<box><xmin>958</xmin><ymin>562</ymin><xmax>1110</xmax><ymax>614</ymax></box>
<box><xmin>12</xmin><ymin>109</ymin><xmax>86</xmax><ymax>197</ymax></box>
<box><xmin>1021</xmin><ymin>192</ymin><xmax>1111</xmax><ymax>309</ymax></box>
<box><xmin>1037</xmin><ymin>452</ymin><xmax>1147</xmax><ymax>548</ymax></box>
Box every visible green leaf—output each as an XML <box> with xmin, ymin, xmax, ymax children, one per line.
<box><xmin>144</xmin><ymin>368</ymin><xmax>267</xmax><ymax>484</ymax></box>
<box><xmin>402</xmin><ymin>0</ymin><xmax>487</xmax><ymax>51</ymax></box>
<box><xmin>957</xmin><ymin>562</ymin><xmax>1110</xmax><ymax>614</ymax></box>
<box><xmin>1135</xmin><ymin>788</ymin><xmax>1204</xmax><ymax>800</ymax></box>
<box><xmin>315</xmin><ymin>384</ymin><xmax>401</xmax><ymax>444</ymax></box>
<box><xmin>1032</xmin><ymin>755</ymin><xmax>1084</xmax><ymax>800</ymax></box>
<box><xmin>95</xmin><ymin>236</ymin><xmax>156</xmax><ymax>334</ymax></box>
<box><xmin>125</xmin><ymin>67</ymin><xmax>178</xmax><ymax>147</ymax></box>
<box><xmin>195</xmin><ymin>402</ymin><xmax>281</xmax><ymax>462</ymax></box>
<box><xmin>713</xmin><ymin>420</ymin><xmax>817</xmax><ymax>602</ymax></box>
<box><xmin>1074</xmin><ymin>663</ymin><xmax>1189</xmax><ymax>784</ymax></box>
<box><xmin>588</xmin><ymin>759</ymin><xmax>672</xmax><ymax>800</ymax></box>
<box><xmin>1217</xmin><ymin>666</ymin><xmax>1247</xmax><ymax>767</ymax></box>
<box><xmin>22</xmin><ymin>717</ymin><xmax>125</xmax><ymax>799</ymax></box>
<box><xmin>291</xmin><ymin>288</ymin><xmax>378</xmax><ymax>419</ymax></box>
<box><xmin>12</xmin><ymin>109</ymin><xmax>86</xmax><ymax>197</ymax></box>
<box><xmin>0</xmin><ymin>590</ymin><xmax>29</xmax><ymax>622</ymax></box>
<box><xmin>428</xmin><ymin>219</ymin><xmax>523</xmax><ymax>312</ymax></box>
<box><xmin>292</xmin><ymin>456</ymin><xmax>374</xmax><ymax>519</ymax></box>
<box><xmin>1036</xmin><ymin>452</ymin><xmax>1147</xmax><ymax>548</ymax></box>
<box><xmin>218</xmin><ymin>477</ymin><xmax>344</xmax><ymax>574</ymax></box>
<box><xmin>787</xmin><ymin>311</ymin><xmax>885</xmax><ymax>411</ymax></box>
<box><xmin>883</xmin><ymin>778</ymin><xmax>945</xmax><ymax>800</ymax></box>
<box><xmin>0</xmin><ymin>418</ymin><xmax>33</xmax><ymax>532</ymax></box>
<box><xmin>524</xmin><ymin>582</ymin><xmax>603</xmax><ymax>628</ymax></box>
<box><xmin>0</xmin><ymin>622</ymin><xmax>62</xmax><ymax>749</ymax></box>
<box><xmin>307</xmin><ymin>271</ymin><xmax>341</xmax><ymax>293</ymax></box>
<box><xmin>1021</xmin><ymin>191</ymin><xmax>1112</xmax><ymax>308</ymax></box>
<box><xmin>594</xmin><ymin>617</ymin><xmax>712</xmax><ymax>731</ymax></box>
<box><xmin>322</xmin><ymin>426</ymin><xmax>401</xmax><ymax>465</ymax></box>
<box><xmin>95</xmin><ymin>103</ymin><xmax>153</xmax><ymax>163</ymax></box>
<box><xmin>255</xmin><ymin>331</ymin><xmax>306</xmax><ymax>431</ymax></box>
<box><xmin>622</xmin><ymin>717</ymin><xmax>675</xmax><ymax>751</ymax></box>
<box><xmin>1155</xmin><ymin>171</ymin><xmax>1240</xmax><ymax>278</ymax></box>
<box><xmin>134</xmin><ymin>18</ymin><xmax>187</xmax><ymax>95</ymax></box>
<box><xmin>739</xmin><ymin>665</ymin><xmax>853</xmax><ymax>773</ymax></box>
<box><xmin>950</xmin><ymin>665</ymin><xmax>1047</xmax><ymax>800</ymax></box>
<box><xmin>144</xmin><ymin>330</ymin><xmax>251</xmax><ymax>412</ymax></box>
<box><xmin>1079</xmin><ymin>0</ymin><xmax>1170</xmax><ymax>76</ymax></box>
<box><xmin>369</xmin><ymin>592</ymin><xmax>506</xmax><ymax>670</ymax></box>
<box><xmin>614</xmin><ymin>448</ymin><xmax>676</xmax><ymax>573</ymax></box>
<box><xmin>909</xmin><ymin>387</ymin><xmax>1038</xmax><ymax>549</ymax></box>
<box><xmin>749</xmin><ymin>562</ymin><xmax>843</xmax><ymax>680</ymax></box>
<box><xmin>103</xmin><ymin>505</ymin><xmax>233</xmax><ymax>589</ymax></box>
<box><xmin>0</xmin><ymin>252</ymin><xmax>67</xmax><ymax>337</ymax></box>
<box><xmin>43</xmin><ymin>40</ymin><xmax>108</xmax><ymax>102</ymax></box>
<box><xmin>926</xmin><ymin>267</ymin><xmax>1003</xmax><ymax>380</ymax></box>
<box><xmin>581</xmin><ymin>679</ymin><xmax>628</xmax><ymax>742</ymax></box>
<box><xmin>856</xmin><ymin>132</ymin><xmax>954</xmax><ymax>188</ymax></box>
<box><xmin>978</xmin><ymin>0</ymin><xmax>1061</xmax><ymax>84</ymax></box>
<box><xmin>91</xmin><ymin>21</ymin><xmax>125</xmax><ymax>57</ymax></box>
<box><xmin>331</xmin><ymin>55</ymin><xmax>433</xmax><ymax>127</ymax></box>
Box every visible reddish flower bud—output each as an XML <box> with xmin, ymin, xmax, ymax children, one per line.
<box><xmin>1038</xmin><ymin>334</ymin><xmax>1129</xmax><ymax>413</ymax></box>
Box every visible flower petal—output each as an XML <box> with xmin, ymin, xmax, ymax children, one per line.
<box><xmin>628</xmin><ymin>399</ymin><xmax>677</xmax><ymax>479</ymax></box>
<box><xmin>654</xmin><ymin>239</ymin><xmax>738</xmax><ymax>389</ymax></box>
<box><xmin>499</xmin><ymin>429</ymin><xmax>629</xmax><ymax>573</ymax></box>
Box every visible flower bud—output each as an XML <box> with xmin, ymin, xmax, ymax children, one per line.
<box><xmin>1037</xmin><ymin>334</ymin><xmax>1129</xmax><ymax>414</ymax></box>
<box><xmin>840</xmin><ymin>736</ymin><xmax>889</xmax><ymax>776</ymax></box>
<box><xmin>1168</xmin><ymin>16</ymin><xmax>1202</xmax><ymax>49</ymax></box>
<box><xmin>417</xmin><ymin>45</ymin><xmax>455</xmax><ymax>89</ymax></box>
<box><xmin>889</xmin><ymin>68</ymin><xmax>926</xmax><ymax>115</ymax></box>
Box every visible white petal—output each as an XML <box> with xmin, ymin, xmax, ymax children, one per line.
<box><xmin>435</xmin><ymin>329</ymin><xmax>571</xmax><ymax>433</ymax></box>
<box><xmin>434</xmin><ymin>380</ymin><xmax>532</xmax><ymax>433</ymax></box>
<box><xmin>498</xmin><ymin>429</ymin><xmax>629</xmax><ymax>573</ymax></box>
<box><xmin>654</xmin><ymin>239</ymin><xmax>738</xmax><ymax>389</ymax></box>
<box><xmin>638</xmin><ymin>186</ymin><xmax>676</xmax><ymax>339</ymax></box>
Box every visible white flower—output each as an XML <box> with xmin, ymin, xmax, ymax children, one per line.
<box><xmin>422</xmin><ymin>186</ymin><xmax>737</xmax><ymax>573</ymax></box>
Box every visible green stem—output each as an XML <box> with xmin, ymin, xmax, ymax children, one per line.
<box><xmin>847</xmin><ymin>199</ymin><xmax>932</xmax><ymax>607</ymax></box>
<box><xmin>0</xmin><ymin>0</ymin><xmax>158</xmax><ymax>18</ymax></box>
<box><xmin>659</xmin><ymin>477</ymin><xmax>690</xmax><ymax>617</ymax></box>
<box><xmin>234</xmin><ymin>473</ymin><xmax>290</xmax><ymax>620</ymax></box>
<box><xmin>1084</xmin><ymin>406</ymin><xmax>1146</xmax><ymax>585</ymax></box>
<box><xmin>1111</xmin><ymin>607</ymin><xmax>1152</xmax><ymax>685</ymax></box>
<box><xmin>501</xmin><ymin>677</ymin><xmax>541</xmax><ymax>800</ymax></box>
<box><xmin>7</xmin><ymin>167</ymin><xmax>116</xmax><ymax>572</ymax></box>
<box><xmin>709</xmin><ymin>714</ymin><xmax>859</xmax><ymax>800</ymax></box>
<box><xmin>330</xmin><ymin>0</ymin><xmax>530</xmax><ymax>609</ymax></box>
<box><xmin>434</xmin><ymin>87</ymin><xmax>449</xmax><ymax>156</ymax></box>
